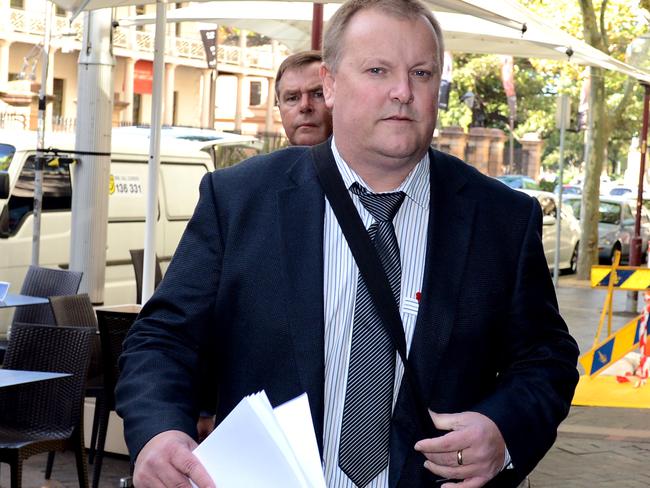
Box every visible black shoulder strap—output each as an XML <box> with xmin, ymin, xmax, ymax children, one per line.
<box><xmin>310</xmin><ymin>141</ymin><xmax>433</xmax><ymax>436</ymax></box>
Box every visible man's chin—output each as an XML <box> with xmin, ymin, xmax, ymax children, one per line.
<box><xmin>291</xmin><ymin>131</ymin><xmax>326</xmax><ymax>146</ymax></box>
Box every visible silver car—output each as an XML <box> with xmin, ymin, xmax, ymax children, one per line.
<box><xmin>518</xmin><ymin>190</ymin><xmax>581</xmax><ymax>273</ymax></box>
<box><xmin>564</xmin><ymin>196</ymin><xmax>650</xmax><ymax>264</ymax></box>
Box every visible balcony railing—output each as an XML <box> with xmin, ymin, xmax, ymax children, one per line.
<box><xmin>7</xmin><ymin>8</ymin><xmax>275</xmax><ymax>71</ymax></box>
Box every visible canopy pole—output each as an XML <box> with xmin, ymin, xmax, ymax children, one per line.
<box><xmin>142</xmin><ymin>0</ymin><xmax>167</xmax><ymax>303</ymax></box>
<box><xmin>69</xmin><ymin>8</ymin><xmax>114</xmax><ymax>303</ymax></box>
<box><xmin>32</xmin><ymin>0</ymin><xmax>53</xmax><ymax>266</ymax></box>
<box><xmin>553</xmin><ymin>93</ymin><xmax>569</xmax><ymax>287</ymax></box>
<box><xmin>311</xmin><ymin>3</ymin><xmax>323</xmax><ymax>50</ymax></box>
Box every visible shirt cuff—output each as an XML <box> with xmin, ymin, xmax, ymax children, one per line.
<box><xmin>503</xmin><ymin>447</ymin><xmax>513</xmax><ymax>470</ymax></box>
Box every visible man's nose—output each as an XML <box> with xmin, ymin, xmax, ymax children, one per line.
<box><xmin>390</xmin><ymin>74</ymin><xmax>414</xmax><ymax>104</ymax></box>
<box><xmin>299</xmin><ymin>93</ymin><xmax>313</xmax><ymax>112</ymax></box>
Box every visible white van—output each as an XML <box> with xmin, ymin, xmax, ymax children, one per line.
<box><xmin>0</xmin><ymin>126</ymin><xmax>261</xmax><ymax>335</ymax></box>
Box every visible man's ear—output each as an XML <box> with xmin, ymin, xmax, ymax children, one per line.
<box><xmin>320</xmin><ymin>63</ymin><xmax>335</xmax><ymax>110</ymax></box>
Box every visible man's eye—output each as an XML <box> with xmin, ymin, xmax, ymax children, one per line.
<box><xmin>313</xmin><ymin>90</ymin><xmax>324</xmax><ymax>99</ymax></box>
<box><xmin>368</xmin><ymin>67</ymin><xmax>384</xmax><ymax>74</ymax></box>
<box><xmin>413</xmin><ymin>70</ymin><xmax>431</xmax><ymax>78</ymax></box>
<box><xmin>284</xmin><ymin>95</ymin><xmax>299</xmax><ymax>103</ymax></box>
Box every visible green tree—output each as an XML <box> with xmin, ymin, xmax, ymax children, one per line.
<box><xmin>523</xmin><ymin>0</ymin><xmax>647</xmax><ymax>278</ymax></box>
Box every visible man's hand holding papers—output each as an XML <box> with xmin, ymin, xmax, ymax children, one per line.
<box><xmin>133</xmin><ymin>430</ymin><xmax>215</xmax><ymax>488</ymax></box>
<box><xmin>193</xmin><ymin>391</ymin><xmax>326</xmax><ymax>488</ymax></box>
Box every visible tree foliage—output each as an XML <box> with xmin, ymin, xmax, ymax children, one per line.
<box><xmin>440</xmin><ymin>1</ymin><xmax>650</xmax><ymax>277</ymax></box>
<box><xmin>522</xmin><ymin>0</ymin><xmax>648</xmax><ymax>278</ymax></box>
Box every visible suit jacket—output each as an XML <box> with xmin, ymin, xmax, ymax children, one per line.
<box><xmin>116</xmin><ymin>142</ymin><xmax>579</xmax><ymax>488</ymax></box>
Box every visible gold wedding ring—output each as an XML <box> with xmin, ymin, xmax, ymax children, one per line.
<box><xmin>457</xmin><ymin>449</ymin><xmax>464</xmax><ymax>466</ymax></box>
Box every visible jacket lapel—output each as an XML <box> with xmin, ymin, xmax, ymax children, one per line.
<box><xmin>390</xmin><ymin>149</ymin><xmax>477</xmax><ymax>487</ymax></box>
<box><xmin>277</xmin><ymin>148</ymin><xmax>326</xmax><ymax>453</ymax></box>
<box><xmin>409</xmin><ymin>149</ymin><xmax>476</xmax><ymax>397</ymax></box>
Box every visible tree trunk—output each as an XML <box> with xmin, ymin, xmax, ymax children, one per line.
<box><xmin>577</xmin><ymin>67</ymin><xmax>607</xmax><ymax>278</ymax></box>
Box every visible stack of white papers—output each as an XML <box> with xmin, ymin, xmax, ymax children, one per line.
<box><xmin>193</xmin><ymin>391</ymin><xmax>326</xmax><ymax>488</ymax></box>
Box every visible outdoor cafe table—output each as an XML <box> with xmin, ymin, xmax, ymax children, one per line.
<box><xmin>0</xmin><ymin>368</ymin><xmax>70</xmax><ymax>388</ymax></box>
<box><xmin>0</xmin><ymin>293</ymin><xmax>49</xmax><ymax>309</ymax></box>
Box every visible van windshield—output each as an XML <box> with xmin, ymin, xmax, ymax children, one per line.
<box><xmin>0</xmin><ymin>143</ymin><xmax>15</xmax><ymax>171</ymax></box>
<box><xmin>0</xmin><ymin>156</ymin><xmax>72</xmax><ymax>237</ymax></box>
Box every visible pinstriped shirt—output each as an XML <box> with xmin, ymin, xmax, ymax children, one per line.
<box><xmin>323</xmin><ymin>140</ymin><xmax>430</xmax><ymax>487</ymax></box>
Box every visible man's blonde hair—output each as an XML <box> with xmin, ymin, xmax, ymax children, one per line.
<box><xmin>323</xmin><ymin>0</ymin><xmax>444</xmax><ymax>74</ymax></box>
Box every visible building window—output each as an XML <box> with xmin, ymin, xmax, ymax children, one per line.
<box><xmin>55</xmin><ymin>5</ymin><xmax>66</xmax><ymax>16</ymax></box>
<box><xmin>249</xmin><ymin>81</ymin><xmax>262</xmax><ymax>106</ymax></box>
<box><xmin>173</xmin><ymin>91</ymin><xmax>178</xmax><ymax>126</ymax></box>
<box><xmin>10</xmin><ymin>0</ymin><xmax>24</xmax><ymax>9</ymax></box>
<box><xmin>135</xmin><ymin>5</ymin><xmax>145</xmax><ymax>31</ymax></box>
<box><xmin>52</xmin><ymin>78</ymin><xmax>64</xmax><ymax>119</ymax></box>
<box><xmin>133</xmin><ymin>93</ymin><xmax>142</xmax><ymax>125</ymax></box>
<box><xmin>175</xmin><ymin>3</ymin><xmax>183</xmax><ymax>36</ymax></box>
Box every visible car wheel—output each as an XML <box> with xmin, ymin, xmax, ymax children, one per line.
<box><xmin>569</xmin><ymin>242</ymin><xmax>579</xmax><ymax>274</ymax></box>
<box><xmin>609</xmin><ymin>243</ymin><xmax>622</xmax><ymax>265</ymax></box>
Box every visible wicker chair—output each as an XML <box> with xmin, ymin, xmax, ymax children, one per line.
<box><xmin>12</xmin><ymin>266</ymin><xmax>83</xmax><ymax>326</ymax></box>
<box><xmin>48</xmin><ymin>294</ymin><xmax>104</xmax><ymax>470</ymax></box>
<box><xmin>129</xmin><ymin>249</ymin><xmax>162</xmax><ymax>304</ymax></box>
<box><xmin>0</xmin><ymin>323</ymin><xmax>94</xmax><ymax>488</ymax></box>
<box><xmin>93</xmin><ymin>309</ymin><xmax>139</xmax><ymax>488</ymax></box>
<box><xmin>0</xmin><ymin>266</ymin><xmax>83</xmax><ymax>365</ymax></box>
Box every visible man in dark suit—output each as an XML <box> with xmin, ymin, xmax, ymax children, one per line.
<box><xmin>195</xmin><ymin>50</ymin><xmax>334</xmax><ymax>443</ymax></box>
<box><xmin>116</xmin><ymin>0</ymin><xmax>579</xmax><ymax>487</ymax></box>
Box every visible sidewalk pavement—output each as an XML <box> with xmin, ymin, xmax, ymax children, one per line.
<box><xmin>3</xmin><ymin>275</ymin><xmax>649</xmax><ymax>487</ymax></box>
<box><xmin>528</xmin><ymin>275</ymin><xmax>650</xmax><ymax>487</ymax></box>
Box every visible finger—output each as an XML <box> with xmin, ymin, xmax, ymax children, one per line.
<box><xmin>429</xmin><ymin>410</ymin><xmax>466</xmax><ymax>431</ymax></box>
<box><xmin>415</xmin><ymin>430</ymin><xmax>467</xmax><ymax>453</ymax></box>
<box><xmin>170</xmin><ymin>449</ymin><xmax>215</xmax><ymax>488</ymax></box>
<box><xmin>423</xmin><ymin>459</ymin><xmax>471</xmax><ymax>481</ymax></box>
<box><xmin>422</xmin><ymin>450</ymin><xmax>467</xmax><ymax>467</ymax></box>
<box><xmin>133</xmin><ymin>462</ymin><xmax>191</xmax><ymax>488</ymax></box>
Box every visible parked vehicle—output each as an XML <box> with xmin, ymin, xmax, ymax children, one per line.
<box><xmin>0</xmin><ymin>127</ymin><xmax>260</xmax><ymax>335</ymax></box>
<box><xmin>496</xmin><ymin>174</ymin><xmax>540</xmax><ymax>190</ymax></box>
<box><xmin>517</xmin><ymin>189</ymin><xmax>580</xmax><ymax>274</ymax></box>
<box><xmin>554</xmin><ymin>184</ymin><xmax>582</xmax><ymax>196</ymax></box>
<box><xmin>564</xmin><ymin>195</ymin><xmax>650</xmax><ymax>264</ymax></box>
<box><xmin>608</xmin><ymin>185</ymin><xmax>635</xmax><ymax>197</ymax></box>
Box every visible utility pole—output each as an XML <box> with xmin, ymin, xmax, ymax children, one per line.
<box><xmin>69</xmin><ymin>9</ymin><xmax>115</xmax><ymax>304</ymax></box>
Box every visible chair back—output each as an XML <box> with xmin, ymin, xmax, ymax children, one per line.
<box><xmin>12</xmin><ymin>266</ymin><xmax>83</xmax><ymax>325</ymax></box>
<box><xmin>49</xmin><ymin>293</ymin><xmax>102</xmax><ymax>386</ymax></box>
<box><xmin>0</xmin><ymin>323</ymin><xmax>93</xmax><ymax>435</ymax></box>
<box><xmin>96</xmin><ymin>310</ymin><xmax>139</xmax><ymax>407</ymax></box>
<box><xmin>129</xmin><ymin>249</ymin><xmax>162</xmax><ymax>304</ymax></box>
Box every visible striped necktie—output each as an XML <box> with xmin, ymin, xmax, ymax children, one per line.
<box><xmin>338</xmin><ymin>182</ymin><xmax>406</xmax><ymax>487</ymax></box>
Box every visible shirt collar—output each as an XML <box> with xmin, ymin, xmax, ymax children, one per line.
<box><xmin>330</xmin><ymin>138</ymin><xmax>430</xmax><ymax>210</ymax></box>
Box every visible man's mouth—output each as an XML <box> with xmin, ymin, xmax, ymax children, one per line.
<box><xmin>384</xmin><ymin>115</ymin><xmax>413</xmax><ymax>121</ymax></box>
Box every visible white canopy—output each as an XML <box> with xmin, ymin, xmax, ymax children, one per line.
<box><xmin>119</xmin><ymin>1</ymin><xmax>650</xmax><ymax>83</ymax></box>
<box><xmin>58</xmin><ymin>0</ymin><xmax>528</xmax><ymax>32</ymax></box>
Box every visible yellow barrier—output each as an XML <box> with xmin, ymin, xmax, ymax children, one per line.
<box><xmin>579</xmin><ymin>314</ymin><xmax>644</xmax><ymax>376</ymax></box>
<box><xmin>591</xmin><ymin>265</ymin><xmax>650</xmax><ymax>291</ymax></box>
<box><xmin>579</xmin><ymin>250</ymin><xmax>646</xmax><ymax>378</ymax></box>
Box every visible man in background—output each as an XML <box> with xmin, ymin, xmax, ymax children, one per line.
<box><xmin>275</xmin><ymin>50</ymin><xmax>332</xmax><ymax>146</ymax></box>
